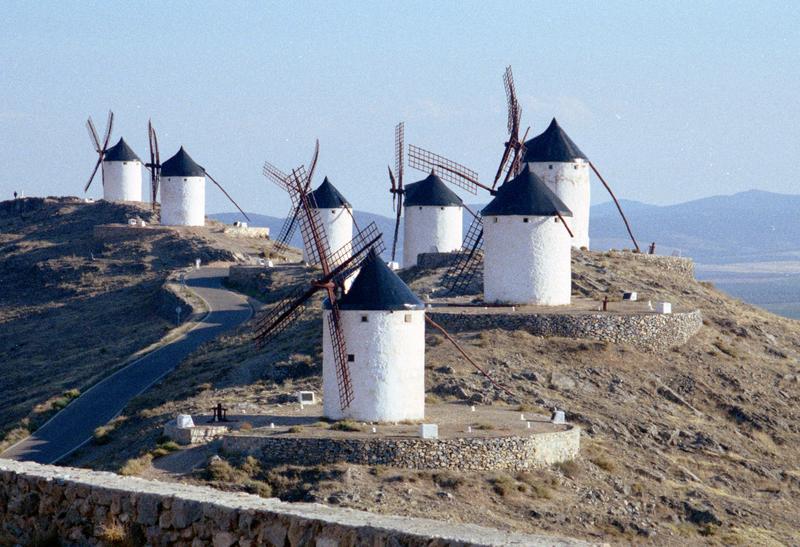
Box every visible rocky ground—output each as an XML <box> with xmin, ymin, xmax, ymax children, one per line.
<box><xmin>0</xmin><ymin>197</ymin><xmax>277</xmax><ymax>452</ymax></box>
<box><xmin>65</xmin><ymin>246</ymin><xmax>800</xmax><ymax>545</ymax></box>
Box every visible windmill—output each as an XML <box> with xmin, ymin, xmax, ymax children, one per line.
<box><xmin>263</xmin><ymin>141</ymin><xmax>321</xmax><ymax>260</ymax></box>
<box><xmin>406</xmin><ymin>67</ymin><xmax>529</xmax><ymax>292</ymax></box>
<box><xmin>145</xmin><ymin>120</ymin><xmax>250</xmax><ymax>225</ymax></box>
<box><xmin>255</xmin><ymin>155</ymin><xmax>520</xmax><ymax>418</ymax></box>
<box><xmin>253</xmin><ymin>162</ymin><xmax>386</xmax><ymax>411</ymax></box>
<box><xmin>84</xmin><ymin>111</ymin><xmax>115</xmax><ymax>193</ymax></box>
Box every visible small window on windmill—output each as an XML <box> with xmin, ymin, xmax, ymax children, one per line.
<box><xmin>523</xmin><ymin>217</ymin><xmax>529</xmax><ymax>223</ymax></box>
<box><xmin>361</xmin><ymin>315</ymin><xmax>368</xmax><ymax>323</ymax></box>
<box><xmin>574</xmin><ymin>164</ymin><xmax>579</xmax><ymax>170</ymax></box>
<box><xmin>347</xmin><ymin>354</ymin><xmax>355</xmax><ymax>362</ymax></box>
<box><xmin>549</xmin><ymin>164</ymin><xmax>553</xmax><ymax>169</ymax></box>
<box><xmin>183</xmin><ymin>178</ymin><xmax>188</xmax><ymax>182</ymax></box>
<box><xmin>554</xmin><ymin>217</ymin><xmax>560</xmax><ymax>223</ymax></box>
<box><xmin>404</xmin><ymin>314</ymin><xmax>412</xmax><ymax>323</ymax></box>
<box><xmin>493</xmin><ymin>217</ymin><xmax>498</xmax><ymax>223</ymax></box>
<box><xmin>123</xmin><ymin>161</ymin><xmax>128</xmax><ymax>165</ymax></box>
<box><xmin>418</xmin><ymin>206</ymin><xmax>423</xmax><ymax>210</ymax></box>
<box><xmin>440</xmin><ymin>206</ymin><xmax>445</xmax><ymax>210</ymax></box>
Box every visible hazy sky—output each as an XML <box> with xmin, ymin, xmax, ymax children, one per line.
<box><xmin>2</xmin><ymin>2</ymin><xmax>798</xmax><ymax>218</ymax></box>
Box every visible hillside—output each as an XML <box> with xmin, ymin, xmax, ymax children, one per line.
<box><xmin>0</xmin><ymin>197</ymin><xmax>277</xmax><ymax>453</ymax></box>
<box><xmin>66</xmin><ymin>248</ymin><xmax>800</xmax><ymax>544</ymax></box>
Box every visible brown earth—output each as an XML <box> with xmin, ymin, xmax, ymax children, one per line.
<box><xmin>63</xmin><ymin>243</ymin><xmax>800</xmax><ymax>545</ymax></box>
<box><xmin>0</xmin><ymin>197</ymin><xmax>286</xmax><ymax>452</ymax></box>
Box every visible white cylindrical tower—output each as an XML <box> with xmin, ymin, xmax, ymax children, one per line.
<box><xmin>303</xmin><ymin>177</ymin><xmax>353</xmax><ymax>263</ymax></box>
<box><xmin>322</xmin><ymin>253</ymin><xmax>426</xmax><ymax>422</ymax></box>
<box><xmin>402</xmin><ymin>171</ymin><xmax>463</xmax><ymax>267</ymax></box>
<box><xmin>159</xmin><ymin>147</ymin><xmax>206</xmax><ymax>227</ymax></box>
<box><xmin>482</xmin><ymin>164</ymin><xmax>573</xmax><ymax>306</ymax></box>
<box><xmin>102</xmin><ymin>138</ymin><xmax>142</xmax><ymax>202</ymax></box>
<box><xmin>522</xmin><ymin>118</ymin><xmax>590</xmax><ymax>249</ymax></box>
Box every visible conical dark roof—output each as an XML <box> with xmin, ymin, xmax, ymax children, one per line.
<box><xmin>310</xmin><ymin>177</ymin><xmax>350</xmax><ymax>208</ymax></box>
<box><xmin>160</xmin><ymin>147</ymin><xmax>205</xmax><ymax>177</ymax></box>
<box><xmin>103</xmin><ymin>138</ymin><xmax>141</xmax><ymax>162</ymax></box>
<box><xmin>336</xmin><ymin>250</ymin><xmax>424</xmax><ymax>311</ymax></box>
<box><xmin>482</xmin><ymin>164</ymin><xmax>572</xmax><ymax>217</ymax></box>
<box><xmin>403</xmin><ymin>171</ymin><xmax>462</xmax><ymax>207</ymax></box>
<box><xmin>522</xmin><ymin>118</ymin><xmax>587</xmax><ymax>163</ymax></box>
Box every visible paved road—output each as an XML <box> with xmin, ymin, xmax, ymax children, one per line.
<box><xmin>1</xmin><ymin>266</ymin><xmax>252</xmax><ymax>464</ymax></box>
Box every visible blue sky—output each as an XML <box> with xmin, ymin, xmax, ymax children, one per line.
<box><xmin>1</xmin><ymin>1</ymin><xmax>798</xmax><ymax>217</ymax></box>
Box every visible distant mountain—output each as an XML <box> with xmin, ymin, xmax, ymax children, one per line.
<box><xmin>211</xmin><ymin>190</ymin><xmax>800</xmax><ymax>265</ymax></box>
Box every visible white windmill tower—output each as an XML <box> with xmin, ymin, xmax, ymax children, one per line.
<box><xmin>145</xmin><ymin>121</ymin><xmax>250</xmax><ymax>226</ymax></box>
<box><xmin>322</xmin><ymin>250</ymin><xmax>426</xmax><ymax>421</ymax></box>
<box><xmin>303</xmin><ymin>176</ymin><xmax>354</xmax><ymax>263</ymax></box>
<box><xmin>482</xmin><ymin>164</ymin><xmax>574</xmax><ymax>306</ymax></box>
<box><xmin>84</xmin><ymin>111</ymin><xmax>143</xmax><ymax>202</ymax></box>
<box><xmin>521</xmin><ymin>118</ymin><xmax>590</xmax><ymax>249</ymax></box>
<box><xmin>386</xmin><ymin>123</ymin><xmax>465</xmax><ymax>268</ymax></box>
<box><xmin>158</xmin><ymin>147</ymin><xmax>207</xmax><ymax>226</ymax></box>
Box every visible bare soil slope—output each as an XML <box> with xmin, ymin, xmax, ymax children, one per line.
<box><xmin>0</xmin><ymin>197</ymin><xmax>275</xmax><ymax>451</ymax></box>
<box><xmin>67</xmin><ymin>250</ymin><xmax>800</xmax><ymax>545</ymax></box>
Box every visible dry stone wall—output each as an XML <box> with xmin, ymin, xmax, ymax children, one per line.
<box><xmin>428</xmin><ymin>310</ymin><xmax>702</xmax><ymax>352</ymax></box>
<box><xmin>0</xmin><ymin>459</ymin><xmax>592</xmax><ymax>546</ymax></box>
<box><xmin>223</xmin><ymin>427</ymin><xmax>580</xmax><ymax>471</ymax></box>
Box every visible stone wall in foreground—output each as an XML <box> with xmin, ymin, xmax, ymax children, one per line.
<box><xmin>223</xmin><ymin>427</ymin><xmax>580</xmax><ymax>471</ymax></box>
<box><xmin>0</xmin><ymin>459</ymin><xmax>591</xmax><ymax>546</ymax></box>
<box><xmin>428</xmin><ymin>310</ymin><xmax>703</xmax><ymax>352</ymax></box>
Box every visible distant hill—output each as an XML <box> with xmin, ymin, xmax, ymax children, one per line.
<box><xmin>212</xmin><ymin>189</ymin><xmax>800</xmax><ymax>265</ymax></box>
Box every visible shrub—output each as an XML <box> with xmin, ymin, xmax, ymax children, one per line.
<box><xmin>589</xmin><ymin>455</ymin><xmax>615</xmax><ymax>472</ymax></box>
<box><xmin>119</xmin><ymin>454</ymin><xmax>153</xmax><ymax>476</ymax></box>
<box><xmin>329</xmin><ymin>420</ymin><xmax>362</xmax><ymax>432</ymax></box>
<box><xmin>433</xmin><ymin>471</ymin><xmax>464</xmax><ymax>490</ymax></box>
<box><xmin>246</xmin><ymin>480</ymin><xmax>272</xmax><ymax>498</ymax></box>
<box><xmin>206</xmin><ymin>458</ymin><xmax>245</xmax><ymax>482</ymax></box>
<box><xmin>240</xmin><ymin>456</ymin><xmax>261</xmax><ymax>477</ymax></box>
<box><xmin>239</xmin><ymin>421</ymin><xmax>253</xmax><ymax>431</ymax></box>
<box><xmin>555</xmin><ymin>460</ymin><xmax>580</xmax><ymax>479</ymax></box>
<box><xmin>488</xmin><ymin>474</ymin><xmax>515</xmax><ymax>497</ymax></box>
<box><xmin>287</xmin><ymin>426</ymin><xmax>304</xmax><ymax>434</ymax></box>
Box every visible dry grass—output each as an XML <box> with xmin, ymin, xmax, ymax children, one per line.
<box><xmin>119</xmin><ymin>453</ymin><xmax>153</xmax><ymax>476</ymax></box>
<box><xmin>329</xmin><ymin>420</ymin><xmax>363</xmax><ymax>432</ymax></box>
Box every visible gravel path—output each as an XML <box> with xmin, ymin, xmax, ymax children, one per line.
<box><xmin>1</xmin><ymin>266</ymin><xmax>252</xmax><ymax>464</ymax></box>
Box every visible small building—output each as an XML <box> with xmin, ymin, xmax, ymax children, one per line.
<box><xmin>160</xmin><ymin>147</ymin><xmax>206</xmax><ymax>226</ymax></box>
<box><xmin>322</xmin><ymin>252</ymin><xmax>426</xmax><ymax>422</ymax></box>
<box><xmin>402</xmin><ymin>170</ymin><xmax>463</xmax><ymax>267</ymax></box>
<box><xmin>482</xmin><ymin>164</ymin><xmax>573</xmax><ymax>306</ymax></box>
<box><xmin>522</xmin><ymin>118</ymin><xmax>590</xmax><ymax>249</ymax></box>
<box><xmin>102</xmin><ymin>138</ymin><xmax>142</xmax><ymax>202</ymax></box>
<box><xmin>306</xmin><ymin>177</ymin><xmax>353</xmax><ymax>263</ymax></box>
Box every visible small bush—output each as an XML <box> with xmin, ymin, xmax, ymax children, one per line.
<box><xmin>206</xmin><ymin>458</ymin><xmax>245</xmax><ymax>482</ymax></box>
<box><xmin>240</xmin><ymin>455</ymin><xmax>261</xmax><ymax>477</ymax></box>
<box><xmin>239</xmin><ymin>421</ymin><xmax>253</xmax><ymax>431</ymax></box>
<box><xmin>246</xmin><ymin>479</ymin><xmax>273</xmax><ymax>498</ymax></box>
<box><xmin>433</xmin><ymin>471</ymin><xmax>464</xmax><ymax>490</ymax></box>
<box><xmin>93</xmin><ymin>425</ymin><xmax>114</xmax><ymax>445</ymax></box>
<box><xmin>287</xmin><ymin>426</ymin><xmax>304</xmax><ymax>434</ymax></box>
<box><xmin>589</xmin><ymin>455</ymin><xmax>615</xmax><ymax>472</ymax></box>
<box><xmin>515</xmin><ymin>472</ymin><xmax>553</xmax><ymax>499</ymax></box>
<box><xmin>555</xmin><ymin>460</ymin><xmax>580</xmax><ymax>479</ymax></box>
<box><xmin>98</xmin><ymin>521</ymin><xmax>126</xmax><ymax>542</ymax></box>
<box><xmin>119</xmin><ymin>454</ymin><xmax>153</xmax><ymax>476</ymax></box>
<box><xmin>329</xmin><ymin>420</ymin><xmax>362</xmax><ymax>432</ymax></box>
<box><xmin>473</xmin><ymin>423</ymin><xmax>494</xmax><ymax>430</ymax></box>
<box><xmin>488</xmin><ymin>474</ymin><xmax>515</xmax><ymax>497</ymax></box>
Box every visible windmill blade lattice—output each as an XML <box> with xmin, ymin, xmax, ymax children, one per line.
<box><xmin>442</xmin><ymin>212</ymin><xmax>484</xmax><ymax>295</ymax></box>
<box><xmin>408</xmin><ymin>145</ymin><xmax>481</xmax><ymax>194</ymax></box>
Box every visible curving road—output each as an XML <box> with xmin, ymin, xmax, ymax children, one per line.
<box><xmin>1</xmin><ymin>266</ymin><xmax>252</xmax><ymax>464</ymax></box>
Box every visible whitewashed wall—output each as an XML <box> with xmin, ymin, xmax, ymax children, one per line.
<box><xmin>103</xmin><ymin>160</ymin><xmax>142</xmax><ymax>202</ymax></box>
<box><xmin>483</xmin><ymin>214</ymin><xmax>571</xmax><ymax>305</ymax></box>
<box><xmin>322</xmin><ymin>309</ymin><xmax>425</xmax><ymax>422</ymax></box>
<box><xmin>160</xmin><ymin>176</ymin><xmax>205</xmax><ymax>226</ymax></box>
<box><xmin>303</xmin><ymin>206</ymin><xmax>353</xmax><ymax>263</ymax></box>
<box><xmin>529</xmin><ymin>160</ymin><xmax>590</xmax><ymax>249</ymax></box>
<box><xmin>402</xmin><ymin>205</ymin><xmax>462</xmax><ymax>267</ymax></box>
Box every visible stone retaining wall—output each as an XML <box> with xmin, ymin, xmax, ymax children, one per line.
<box><xmin>0</xmin><ymin>459</ymin><xmax>591</xmax><ymax>546</ymax></box>
<box><xmin>416</xmin><ymin>252</ymin><xmax>461</xmax><ymax>270</ymax></box>
<box><xmin>428</xmin><ymin>309</ymin><xmax>703</xmax><ymax>351</ymax></box>
<box><xmin>623</xmin><ymin>253</ymin><xmax>695</xmax><ymax>280</ymax></box>
<box><xmin>223</xmin><ymin>427</ymin><xmax>580</xmax><ymax>471</ymax></box>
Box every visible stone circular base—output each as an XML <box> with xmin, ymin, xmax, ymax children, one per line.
<box><xmin>220</xmin><ymin>404</ymin><xmax>580</xmax><ymax>471</ymax></box>
<box><xmin>223</xmin><ymin>427</ymin><xmax>579</xmax><ymax>471</ymax></box>
<box><xmin>428</xmin><ymin>306</ymin><xmax>702</xmax><ymax>351</ymax></box>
